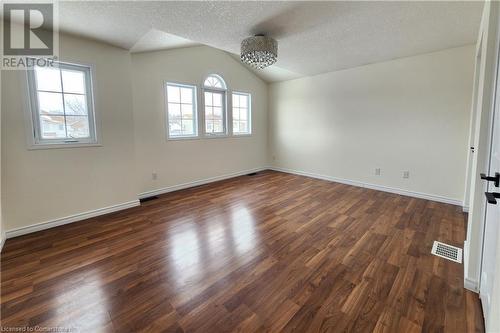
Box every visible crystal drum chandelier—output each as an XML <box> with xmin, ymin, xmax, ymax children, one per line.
<box><xmin>240</xmin><ymin>35</ymin><xmax>278</xmax><ymax>69</ymax></box>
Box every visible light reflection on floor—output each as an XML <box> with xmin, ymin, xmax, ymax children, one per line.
<box><xmin>230</xmin><ymin>205</ymin><xmax>259</xmax><ymax>254</ymax></box>
<box><xmin>167</xmin><ymin>205</ymin><xmax>260</xmax><ymax>289</ymax></box>
<box><xmin>206</xmin><ymin>217</ymin><xmax>228</xmax><ymax>255</ymax></box>
<box><xmin>53</xmin><ymin>270</ymin><xmax>109</xmax><ymax>331</ymax></box>
<box><xmin>169</xmin><ymin>221</ymin><xmax>201</xmax><ymax>287</ymax></box>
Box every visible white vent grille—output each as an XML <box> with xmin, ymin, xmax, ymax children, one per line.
<box><xmin>431</xmin><ymin>241</ymin><xmax>462</xmax><ymax>263</ymax></box>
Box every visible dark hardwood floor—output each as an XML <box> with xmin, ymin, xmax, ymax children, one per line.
<box><xmin>0</xmin><ymin>170</ymin><xmax>484</xmax><ymax>332</ymax></box>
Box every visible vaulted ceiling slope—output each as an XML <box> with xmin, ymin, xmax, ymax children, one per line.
<box><xmin>56</xmin><ymin>1</ymin><xmax>483</xmax><ymax>82</ymax></box>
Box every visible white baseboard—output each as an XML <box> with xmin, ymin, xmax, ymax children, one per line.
<box><xmin>0</xmin><ymin>230</ymin><xmax>5</xmax><ymax>253</ymax></box>
<box><xmin>5</xmin><ymin>168</ymin><xmax>267</xmax><ymax>239</ymax></box>
<box><xmin>5</xmin><ymin>200</ymin><xmax>140</xmax><ymax>239</ymax></box>
<box><xmin>463</xmin><ymin>206</ymin><xmax>470</xmax><ymax>213</ymax></box>
<box><xmin>138</xmin><ymin>167</ymin><xmax>267</xmax><ymax>199</ymax></box>
<box><xmin>464</xmin><ymin>277</ymin><xmax>480</xmax><ymax>292</ymax></box>
<box><xmin>463</xmin><ymin>240</ymin><xmax>479</xmax><ymax>292</ymax></box>
<box><xmin>269</xmin><ymin>166</ymin><xmax>463</xmax><ymax>206</ymax></box>
<box><xmin>3</xmin><ymin>166</ymin><xmax>461</xmax><ymax>240</ymax></box>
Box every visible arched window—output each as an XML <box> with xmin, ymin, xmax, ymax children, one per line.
<box><xmin>203</xmin><ymin>74</ymin><xmax>227</xmax><ymax>135</ymax></box>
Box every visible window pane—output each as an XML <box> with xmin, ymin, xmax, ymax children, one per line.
<box><xmin>66</xmin><ymin>116</ymin><xmax>90</xmax><ymax>138</ymax></box>
<box><xmin>169</xmin><ymin>119</ymin><xmax>182</xmax><ymax>136</ymax></box>
<box><xmin>213</xmin><ymin>106</ymin><xmax>222</xmax><ymax>118</ymax></box>
<box><xmin>232</xmin><ymin>92</ymin><xmax>251</xmax><ymax>135</ymax></box>
<box><xmin>35</xmin><ymin>66</ymin><xmax>61</xmax><ymax>92</ymax></box>
<box><xmin>233</xmin><ymin>108</ymin><xmax>240</xmax><ymax>121</ymax></box>
<box><xmin>167</xmin><ymin>86</ymin><xmax>180</xmax><ymax>103</ymax></box>
<box><xmin>64</xmin><ymin>94</ymin><xmax>87</xmax><ymax>115</ymax></box>
<box><xmin>203</xmin><ymin>82</ymin><xmax>227</xmax><ymax>134</ymax></box>
<box><xmin>62</xmin><ymin>69</ymin><xmax>85</xmax><ymax>94</ymax></box>
<box><xmin>40</xmin><ymin>115</ymin><xmax>66</xmax><ymax>138</ymax></box>
<box><xmin>204</xmin><ymin>75</ymin><xmax>225</xmax><ymax>89</ymax></box>
<box><xmin>233</xmin><ymin>94</ymin><xmax>239</xmax><ymax>108</ymax></box>
<box><xmin>239</xmin><ymin>121</ymin><xmax>248</xmax><ymax>133</ymax></box>
<box><xmin>240</xmin><ymin>108</ymin><xmax>248</xmax><ymax>120</ymax></box>
<box><xmin>213</xmin><ymin>120</ymin><xmax>223</xmax><ymax>133</ymax></box>
<box><xmin>38</xmin><ymin>91</ymin><xmax>64</xmax><ymax>115</ymax></box>
<box><xmin>205</xmin><ymin>92</ymin><xmax>213</xmax><ymax>106</ymax></box>
<box><xmin>180</xmin><ymin>88</ymin><xmax>193</xmax><ymax>104</ymax></box>
<box><xmin>181</xmin><ymin>104</ymin><xmax>193</xmax><ymax>119</ymax></box>
<box><xmin>30</xmin><ymin>62</ymin><xmax>97</xmax><ymax>145</ymax></box>
<box><xmin>182</xmin><ymin>120</ymin><xmax>194</xmax><ymax>134</ymax></box>
<box><xmin>168</xmin><ymin>103</ymin><xmax>181</xmax><ymax>119</ymax></box>
<box><xmin>212</xmin><ymin>93</ymin><xmax>222</xmax><ymax>107</ymax></box>
<box><xmin>205</xmin><ymin>106</ymin><xmax>214</xmax><ymax>120</ymax></box>
<box><xmin>166</xmin><ymin>83</ymin><xmax>197</xmax><ymax>138</ymax></box>
<box><xmin>240</xmin><ymin>95</ymin><xmax>248</xmax><ymax>107</ymax></box>
<box><xmin>206</xmin><ymin>121</ymin><xmax>213</xmax><ymax>132</ymax></box>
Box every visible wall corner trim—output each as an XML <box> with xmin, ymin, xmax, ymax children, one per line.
<box><xmin>0</xmin><ymin>232</ymin><xmax>5</xmax><ymax>253</ymax></box>
<box><xmin>269</xmin><ymin>166</ymin><xmax>463</xmax><ymax>206</ymax></box>
<box><xmin>463</xmin><ymin>240</ymin><xmax>479</xmax><ymax>292</ymax></box>
<box><xmin>5</xmin><ymin>200</ymin><xmax>140</xmax><ymax>239</ymax></box>
<box><xmin>464</xmin><ymin>277</ymin><xmax>480</xmax><ymax>292</ymax></box>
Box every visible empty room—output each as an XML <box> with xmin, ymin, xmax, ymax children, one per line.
<box><xmin>1</xmin><ymin>1</ymin><xmax>500</xmax><ymax>332</ymax></box>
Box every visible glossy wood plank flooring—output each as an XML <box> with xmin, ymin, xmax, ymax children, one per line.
<box><xmin>1</xmin><ymin>171</ymin><xmax>484</xmax><ymax>332</ymax></box>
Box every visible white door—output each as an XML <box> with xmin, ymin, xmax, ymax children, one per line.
<box><xmin>479</xmin><ymin>57</ymin><xmax>500</xmax><ymax>329</ymax></box>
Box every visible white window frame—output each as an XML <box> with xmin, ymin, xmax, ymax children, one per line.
<box><xmin>26</xmin><ymin>60</ymin><xmax>98</xmax><ymax>148</ymax></box>
<box><xmin>202</xmin><ymin>74</ymin><xmax>228</xmax><ymax>137</ymax></box>
<box><xmin>231</xmin><ymin>91</ymin><xmax>252</xmax><ymax>136</ymax></box>
<box><xmin>165</xmin><ymin>82</ymin><xmax>199</xmax><ymax>140</ymax></box>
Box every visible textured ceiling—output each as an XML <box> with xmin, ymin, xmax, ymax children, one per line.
<box><xmin>56</xmin><ymin>1</ymin><xmax>483</xmax><ymax>82</ymax></box>
<box><xmin>130</xmin><ymin>29</ymin><xmax>199</xmax><ymax>53</ymax></box>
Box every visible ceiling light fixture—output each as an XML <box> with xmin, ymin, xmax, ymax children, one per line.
<box><xmin>240</xmin><ymin>34</ymin><xmax>278</xmax><ymax>69</ymax></box>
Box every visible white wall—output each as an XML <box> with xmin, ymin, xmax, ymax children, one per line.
<box><xmin>130</xmin><ymin>46</ymin><xmax>268</xmax><ymax>196</ymax></box>
<box><xmin>269</xmin><ymin>45</ymin><xmax>474</xmax><ymax>203</ymax></box>
<box><xmin>1</xmin><ymin>33</ymin><xmax>474</xmax><ymax>246</ymax></box>
<box><xmin>1</xmin><ymin>34</ymin><xmax>139</xmax><ymax>232</ymax></box>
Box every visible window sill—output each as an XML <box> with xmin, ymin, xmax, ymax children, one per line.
<box><xmin>167</xmin><ymin>136</ymin><xmax>200</xmax><ymax>141</ymax></box>
<box><xmin>28</xmin><ymin>142</ymin><xmax>102</xmax><ymax>150</ymax></box>
<box><xmin>204</xmin><ymin>134</ymin><xmax>229</xmax><ymax>139</ymax></box>
<box><xmin>167</xmin><ymin>133</ymin><xmax>252</xmax><ymax>141</ymax></box>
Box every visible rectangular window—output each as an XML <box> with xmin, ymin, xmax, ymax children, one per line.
<box><xmin>232</xmin><ymin>92</ymin><xmax>251</xmax><ymax>135</ymax></box>
<box><xmin>166</xmin><ymin>83</ymin><xmax>197</xmax><ymax>139</ymax></box>
<box><xmin>204</xmin><ymin>91</ymin><xmax>225</xmax><ymax>135</ymax></box>
<box><xmin>27</xmin><ymin>61</ymin><xmax>97</xmax><ymax>146</ymax></box>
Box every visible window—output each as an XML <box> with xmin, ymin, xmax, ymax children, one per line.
<box><xmin>27</xmin><ymin>61</ymin><xmax>97</xmax><ymax>146</ymax></box>
<box><xmin>203</xmin><ymin>74</ymin><xmax>227</xmax><ymax>136</ymax></box>
<box><xmin>166</xmin><ymin>83</ymin><xmax>197</xmax><ymax>138</ymax></box>
<box><xmin>232</xmin><ymin>92</ymin><xmax>251</xmax><ymax>135</ymax></box>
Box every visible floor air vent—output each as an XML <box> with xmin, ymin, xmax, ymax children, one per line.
<box><xmin>431</xmin><ymin>241</ymin><xmax>462</xmax><ymax>263</ymax></box>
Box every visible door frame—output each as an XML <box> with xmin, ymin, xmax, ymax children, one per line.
<box><xmin>463</xmin><ymin>35</ymin><xmax>483</xmax><ymax>212</ymax></box>
<box><xmin>464</xmin><ymin>1</ymin><xmax>500</xmax><ymax>293</ymax></box>
<box><xmin>479</xmin><ymin>31</ymin><xmax>500</xmax><ymax>322</ymax></box>
<box><xmin>479</xmin><ymin>2</ymin><xmax>500</xmax><ymax>295</ymax></box>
